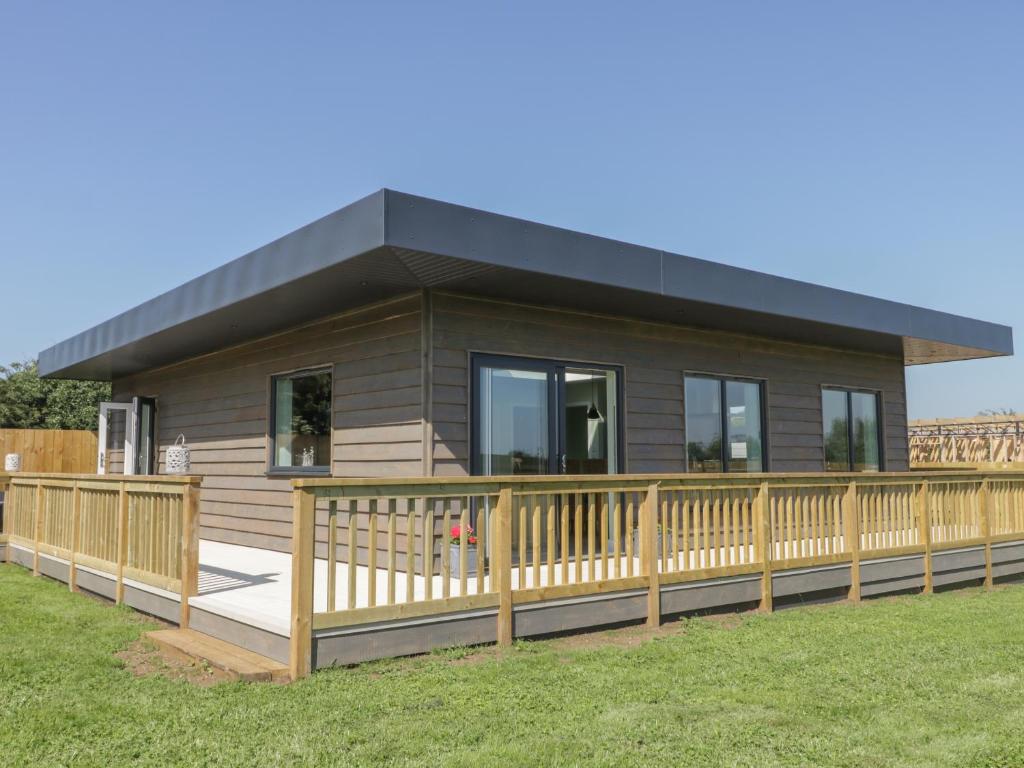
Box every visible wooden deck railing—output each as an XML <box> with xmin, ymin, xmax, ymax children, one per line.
<box><xmin>289</xmin><ymin>470</ymin><xmax>1024</xmax><ymax>678</ymax></box>
<box><xmin>1</xmin><ymin>472</ymin><xmax>202</xmax><ymax>625</ymax></box>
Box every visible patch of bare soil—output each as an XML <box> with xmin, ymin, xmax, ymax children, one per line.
<box><xmin>116</xmin><ymin>639</ymin><xmax>235</xmax><ymax>687</ymax></box>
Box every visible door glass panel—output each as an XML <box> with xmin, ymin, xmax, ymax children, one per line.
<box><xmin>564</xmin><ymin>368</ymin><xmax>618</xmax><ymax>474</ymax></box>
<box><xmin>823</xmin><ymin>389</ymin><xmax>851</xmax><ymax>471</ymax></box>
<box><xmin>725</xmin><ymin>380</ymin><xmax>763</xmax><ymax>472</ymax></box>
<box><xmin>476</xmin><ymin>366</ymin><xmax>550</xmax><ymax>475</ymax></box>
<box><xmin>135</xmin><ymin>401</ymin><xmax>154</xmax><ymax>475</ymax></box>
<box><xmin>105</xmin><ymin>409</ymin><xmax>127</xmax><ymax>475</ymax></box>
<box><xmin>685</xmin><ymin>377</ymin><xmax>723</xmax><ymax>472</ymax></box>
<box><xmin>851</xmin><ymin>392</ymin><xmax>880</xmax><ymax>471</ymax></box>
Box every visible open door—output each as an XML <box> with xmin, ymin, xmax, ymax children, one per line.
<box><xmin>97</xmin><ymin>398</ymin><xmax>156</xmax><ymax>475</ymax></box>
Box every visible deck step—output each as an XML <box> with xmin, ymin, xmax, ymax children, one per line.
<box><xmin>146</xmin><ymin>628</ymin><xmax>289</xmax><ymax>683</ymax></box>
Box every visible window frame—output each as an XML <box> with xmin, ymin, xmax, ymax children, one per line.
<box><xmin>267</xmin><ymin>365</ymin><xmax>334</xmax><ymax>477</ymax></box>
<box><xmin>683</xmin><ymin>372</ymin><xmax>769</xmax><ymax>473</ymax></box>
<box><xmin>468</xmin><ymin>352</ymin><xmax>626</xmax><ymax>477</ymax></box>
<box><xmin>820</xmin><ymin>385</ymin><xmax>885</xmax><ymax>472</ymax></box>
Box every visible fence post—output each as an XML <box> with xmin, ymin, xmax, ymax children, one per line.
<box><xmin>289</xmin><ymin>487</ymin><xmax>316</xmax><ymax>681</ymax></box>
<box><xmin>32</xmin><ymin>479</ymin><xmax>43</xmax><ymax>576</ymax></box>
<box><xmin>495</xmin><ymin>487</ymin><xmax>513</xmax><ymax>646</ymax></box>
<box><xmin>980</xmin><ymin>478</ymin><xmax>993</xmax><ymax>589</ymax></box>
<box><xmin>69</xmin><ymin>481</ymin><xmax>82</xmax><ymax>592</ymax></box>
<box><xmin>179</xmin><ymin>482</ymin><xmax>201</xmax><ymax>627</ymax></box>
<box><xmin>845</xmin><ymin>480</ymin><xmax>860</xmax><ymax>602</ymax></box>
<box><xmin>917</xmin><ymin>480</ymin><xmax>932</xmax><ymax>594</ymax></box>
<box><xmin>756</xmin><ymin>481</ymin><xmax>772</xmax><ymax>612</ymax></box>
<box><xmin>115</xmin><ymin>481</ymin><xmax>129</xmax><ymax>604</ymax></box>
<box><xmin>644</xmin><ymin>483</ymin><xmax>660</xmax><ymax>628</ymax></box>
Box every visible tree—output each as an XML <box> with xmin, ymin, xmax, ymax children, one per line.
<box><xmin>0</xmin><ymin>360</ymin><xmax>110</xmax><ymax>430</ymax></box>
<box><xmin>978</xmin><ymin>408</ymin><xmax>1019</xmax><ymax>418</ymax></box>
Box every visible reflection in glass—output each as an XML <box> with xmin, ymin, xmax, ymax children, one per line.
<box><xmin>564</xmin><ymin>369</ymin><xmax>618</xmax><ymax>474</ymax></box>
<box><xmin>476</xmin><ymin>367</ymin><xmax>550</xmax><ymax>475</ymax></box>
<box><xmin>822</xmin><ymin>389</ymin><xmax>850</xmax><ymax>471</ymax></box>
<box><xmin>685</xmin><ymin>377</ymin><xmax>723</xmax><ymax>472</ymax></box>
<box><xmin>725</xmin><ymin>380</ymin><xmax>763</xmax><ymax>472</ymax></box>
<box><xmin>273</xmin><ymin>370</ymin><xmax>332</xmax><ymax>469</ymax></box>
<box><xmin>851</xmin><ymin>392</ymin><xmax>880</xmax><ymax>471</ymax></box>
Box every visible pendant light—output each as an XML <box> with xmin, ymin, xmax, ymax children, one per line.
<box><xmin>586</xmin><ymin>373</ymin><xmax>603</xmax><ymax>421</ymax></box>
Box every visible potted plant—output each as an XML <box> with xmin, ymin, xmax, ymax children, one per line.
<box><xmin>448</xmin><ymin>524</ymin><xmax>478</xmax><ymax>578</ymax></box>
<box><xmin>632</xmin><ymin>523</ymin><xmax>664</xmax><ymax>562</ymax></box>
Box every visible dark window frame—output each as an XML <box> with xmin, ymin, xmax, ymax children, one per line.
<box><xmin>469</xmin><ymin>352</ymin><xmax>626</xmax><ymax>478</ymax></box>
<box><xmin>821</xmin><ymin>386</ymin><xmax>885</xmax><ymax>472</ymax></box>
<box><xmin>683</xmin><ymin>373</ymin><xmax>768</xmax><ymax>473</ymax></box>
<box><xmin>267</xmin><ymin>366</ymin><xmax>334</xmax><ymax>477</ymax></box>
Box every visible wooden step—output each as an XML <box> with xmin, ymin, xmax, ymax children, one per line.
<box><xmin>146</xmin><ymin>628</ymin><xmax>290</xmax><ymax>683</ymax></box>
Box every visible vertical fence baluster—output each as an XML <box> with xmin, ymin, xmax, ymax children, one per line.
<box><xmin>326</xmin><ymin>500</ymin><xmax>337</xmax><ymax>612</ymax></box>
<box><xmin>348</xmin><ymin>500</ymin><xmax>358</xmax><ymax>610</ymax></box>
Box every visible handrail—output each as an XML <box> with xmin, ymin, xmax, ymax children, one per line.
<box><xmin>288</xmin><ymin>469</ymin><xmax>1024</xmax><ymax>678</ymax></box>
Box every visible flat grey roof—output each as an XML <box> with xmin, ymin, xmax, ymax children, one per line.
<box><xmin>39</xmin><ymin>188</ymin><xmax>1013</xmax><ymax>379</ymax></box>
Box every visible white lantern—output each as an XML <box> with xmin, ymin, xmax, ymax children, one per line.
<box><xmin>166</xmin><ymin>434</ymin><xmax>191</xmax><ymax>475</ymax></box>
<box><xmin>4</xmin><ymin>453</ymin><xmax>21</xmax><ymax>472</ymax></box>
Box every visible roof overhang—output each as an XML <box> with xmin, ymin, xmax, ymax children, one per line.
<box><xmin>38</xmin><ymin>189</ymin><xmax>1013</xmax><ymax>380</ymax></box>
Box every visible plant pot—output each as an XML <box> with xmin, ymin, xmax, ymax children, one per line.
<box><xmin>632</xmin><ymin>530</ymin><xmax>664</xmax><ymax>560</ymax></box>
<box><xmin>448</xmin><ymin>543</ymin><xmax>478</xmax><ymax>578</ymax></box>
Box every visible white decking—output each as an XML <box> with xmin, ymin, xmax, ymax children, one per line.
<box><xmin>192</xmin><ymin>537</ymin><xmax>820</xmax><ymax>638</ymax></box>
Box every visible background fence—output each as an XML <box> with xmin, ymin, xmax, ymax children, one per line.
<box><xmin>910</xmin><ymin>417</ymin><xmax>1024</xmax><ymax>465</ymax></box>
<box><xmin>0</xmin><ymin>429</ymin><xmax>97</xmax><ymax>473</ymax></box>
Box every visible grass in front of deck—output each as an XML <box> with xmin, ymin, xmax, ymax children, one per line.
<box><xmin>2</xmin><ymin>564</ymin><xmax>1024</xmax><ymax>768</ymax></box>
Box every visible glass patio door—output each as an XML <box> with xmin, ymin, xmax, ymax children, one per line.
<box><xmin>472</xmin><ymin>355</ymin><xmax>622</xmax><ymax>562</ymax></box>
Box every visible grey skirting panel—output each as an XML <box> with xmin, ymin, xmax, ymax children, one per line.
<box><xmin>315</xmin><ymin>608</ymin><xmax>498</xmax><ymax>669</ymax></box>
<box><xmin>190</xmin><ymin>607</ymin><xmax>291</xmax><ymax>665</ymax></box>
<box><xmin>662</xmin><ymin>575</ymin><xmax>761</xmax><ymax>614</ymax></box>
<box><xmin>932</xmin><ymin>547</ymin><xmax>986</xmax><ymax>588</ymax></box>
<box><xmin>8</xmin><ymin>544</ymin><xmax>33</xmax><ymax>569</ymax></box>
<box><xmin>6</xmin><ymin>545</ymin><xmax>181</xmax><ymax>624</ymax></box>
<box><xmin>514</xmin><ymin>590</ymin><xmax>648</xmax><ymax>637</ymax></box>
<box><xmin>992</xmin><ymin>541</ymin><xmax>1024</xmax><ymax>580</ymax></box>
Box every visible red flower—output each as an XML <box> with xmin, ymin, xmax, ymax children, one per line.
<box><xmin>450</xmin><ymin>524</ymin><xmax>476</xmax><ymax>545</ymax></box>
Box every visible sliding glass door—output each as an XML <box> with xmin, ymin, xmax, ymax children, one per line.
<box><xmin>474</xmin><ymin>359</ymin><xmax>556</xmax><ymax>476</ymax></box>
<box><xmin>472</xmin><ymin>355</ymin><xmax>621</xmax><ymax>478</ymax></box>
<box><xmin>472</xmin><ymin>355</ymin><xmax>623</xmax><ymax>562</ymax></box>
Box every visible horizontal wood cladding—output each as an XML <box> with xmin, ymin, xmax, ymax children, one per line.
<box><xmin>113</xmin><ymin>295</ymin><xmax>424</xmax><ymax>552</ymax></box>
<box><xmin>111</xmin><ymin>289</ymin><xmax>912</xmax><ymax>554</ymax></box>
<box><xmin>429</xmin><ymin>292</ymin><xmax>910</xmax><ymax>477</ymax></box>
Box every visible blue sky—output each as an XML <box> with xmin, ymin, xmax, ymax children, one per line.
<box><xmin>1</xmin><ymin>2</ymin><xmax>1020</xmax><ymax>419</ymax></box>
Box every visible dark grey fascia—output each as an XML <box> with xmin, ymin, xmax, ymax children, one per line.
<box><xmin>37</xmin><ymin>188</ymin><xmax>1013</xmax><ymax>380</ymax></box>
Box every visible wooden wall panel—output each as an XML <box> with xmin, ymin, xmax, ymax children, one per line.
<box><xmin>109</xmin><ymin>289</ymin><xmax>911</xmax><ymax>554</ymax></box>
<box><xmin>430</xmin><ymin>292</ymin><xmax>909</xmax><ymax>477</ymax></box>
<box><xmin>113</xmin><ymin>295</ymin><xmax>423</xmax><ymax>552</ymax></box>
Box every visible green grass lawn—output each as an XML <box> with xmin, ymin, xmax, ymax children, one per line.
<box><xmin>2</xmin><ymin>564</ymin><xmax>1024</xmax><ymax>768</ymax></box>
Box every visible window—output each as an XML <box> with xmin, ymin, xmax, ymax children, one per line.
<box><xmin>471</xmin><ymin>354</ymin><xmax>621</xmax><ymax>476</ymax></box>
<box><xmin>270</xmin><ymin>368</ymin><xmax>332</xmax><ymax>473</ymax></box>
<box><xmin>822</xmin><ymin>388</ymin><xmax>882</xmax><ymax>472</ymax></box>
<box><xmin>685</xmin><ymin>375</ymin><xmax>765</xmax><ymax>472</ymax></box>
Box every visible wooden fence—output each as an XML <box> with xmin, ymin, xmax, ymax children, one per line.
<box><xmin>0</xmin><ymin>429</ymin><xmax>97</xmax><ymax>473</ymax></box>
<box><xmin>910</xmin><ymin>417</ymin><xmax>1024</xmax><ymax>465</ymax></box>
<box><xmin>289</xmin><ymin>471</ymin><xmax>1024</xmax><ymax>679</ymax></box>
<box><xmin>0</xmin><ymin>472</ymin><xmax>202</xmax><ymax>625</ymax></box>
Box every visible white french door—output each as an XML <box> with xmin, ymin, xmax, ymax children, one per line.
<box><xmin>97</xmin><ymin>398</ymin><xmax>158</xmax><ymax>475</ymax></box>
<box><xmin>97</xmin><ymin>402</ymin><xmax>136</xmax><ymax>475</ymax></box>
